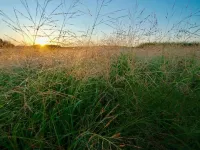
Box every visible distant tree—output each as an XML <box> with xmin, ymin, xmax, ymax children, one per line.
<box><xmin>45</xmin><ymin>45</ymin><xmax>61</xmax><ymax>49</ymax></box>
<box><xmin>0</xmin><ymin>38</ymin><xmax>15</xmax><ymax>48</ymax></box>
<box><xmin>31</xmin><ymin>44</ymin><xmax>61</xmax><ymax>50</ymax></box>
<box><xmin>0</xmin><ymin>38</ymin><xmax>3</xmax><ymax>47</ymax></box>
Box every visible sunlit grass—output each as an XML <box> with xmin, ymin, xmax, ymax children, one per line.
<box><xmin>0</xmin><ymin>0</ymin><xmax>200</xmax><ymax>148</ymax></box>
<box><xmin>0</xmin><ymin>50</ymin><xmax>200</xmax><ymax>149</ymax></box>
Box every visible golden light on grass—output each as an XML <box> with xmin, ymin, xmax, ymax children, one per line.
<box><xmin>35</xmin><ymin>37</ymin><xmax>49</xmax><ymax>46</ymax></box>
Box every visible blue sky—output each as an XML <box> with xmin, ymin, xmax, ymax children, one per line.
<box><xmin>0</xmin><ymin>0</ymin><xmax>200</xmax><ymax>45</ymax></box>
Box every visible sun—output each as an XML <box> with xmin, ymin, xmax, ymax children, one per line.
<box><xmin>35</xmin><ymin>37</ymin><xmax>49</xmax><ymax>46</ymax></box>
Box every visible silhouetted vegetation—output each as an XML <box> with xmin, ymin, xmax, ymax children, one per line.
<box><xmin>0</xmin><ymin>38</ymin><xmax>14</xmax><ymax>48</ymax></box>
<box><xmin>32</xmin><ymin>44</ymin><xmax>61</xmax><ymax>49</ymax></box>
<box><xmin>136</xmin><ymin>42</ymin><xmax>200</xmax><ymax>48</ymax></box>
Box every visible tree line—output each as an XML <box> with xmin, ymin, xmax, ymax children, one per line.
<box><xmin>0</xmin><ymin>38</ymin><xmax>14</xmax><ymax>48</ymax></box>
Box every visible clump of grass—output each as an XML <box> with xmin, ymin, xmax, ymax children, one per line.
<box><xmin>0</xmin><ymin>53</ymin><xmax>200</xmax><ymax>149</ymax></box>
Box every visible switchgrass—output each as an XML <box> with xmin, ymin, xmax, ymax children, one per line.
<box><xmin>1</xmin><ymin>51</ymin><xmax>200</xmax><ymax>150</ymax></box>
<box><xmin>1</xmin><ymin>0</ymin><xmax>200</xmax><ymax>149</ymax></box>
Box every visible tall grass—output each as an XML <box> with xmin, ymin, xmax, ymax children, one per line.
<box><xmin>1</xmin><ymin>53</ymin><xmax>200</xmax><ymax>149</ymax></box>
<box><xmin>0</xmin><ymin>0</ymin><xmax>200</xmax><ymax>149</ymax></box>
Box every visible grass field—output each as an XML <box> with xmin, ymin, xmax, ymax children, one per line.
<box><xmin>0</xmin><ymin>46</ymin><xmax>200</xmax><ymax>149</ymax></box>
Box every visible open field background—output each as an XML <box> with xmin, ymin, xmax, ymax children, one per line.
<box><xmin>1</xmin><ymin>44</ymin><xmax>200</xmax><ymax>70</ymax></box>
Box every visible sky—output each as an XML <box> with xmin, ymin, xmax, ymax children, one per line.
<box><xmin>0</xmin><ymin>0</ymin><xmax>200</xmax><ymax>46</ymax></box>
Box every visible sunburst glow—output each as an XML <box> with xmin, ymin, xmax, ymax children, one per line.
<box><xmin>35</xmin><ymin>37</ymin><xmax>49</xmax><ymax>46</ymax></box>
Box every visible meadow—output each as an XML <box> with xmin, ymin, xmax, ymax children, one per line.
<box><xmin>1</xmin><ymin>0</ymin><xmax>200</xmax><ymax>149</ymax></box>
<box><xmin>0</xmin><ymin>44</ymin><xmax>200</xmax><ymax>149</ymax></box>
